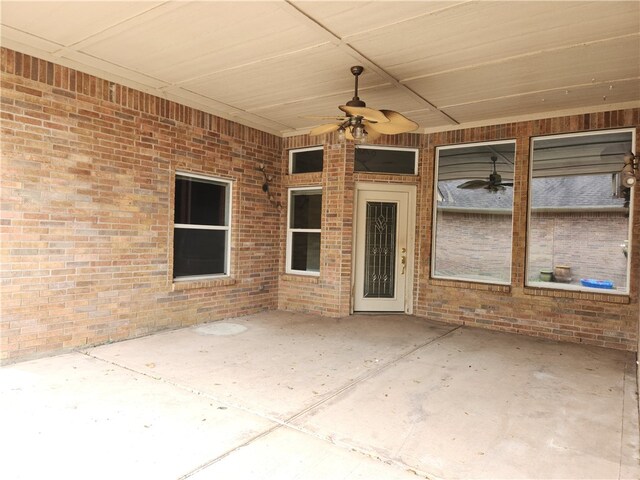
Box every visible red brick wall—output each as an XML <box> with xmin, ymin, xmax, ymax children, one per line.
<box><xmin>420</xmin><ymin>115</ymin><xmax>639</xmax><ymax>351</ymax></box>
<box><xmin>1</xmin><ymin>49</ymin><xmax>283</xmax><ymax>363</ymax></box>
<box><xmin>281</xmin><ymin>113</ymin><xmax>639</xmax><ymax>351</ymax></box>
<box><xmin>1</xmin><ymin>47</ymin><xmax>639</xmax><ymax>362</ymax></box>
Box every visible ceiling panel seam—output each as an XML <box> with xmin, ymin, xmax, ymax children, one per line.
<box><xmin>439</xmin><ymin>77</ymin><xmax>640</xmax><ymax>109</ymax></box>
<box><xmin>246</xmin><ymin>85</ymin><xmax>392</xmax><ymax>113</ymax></box>
<box><xmin>176</xmin><ymin>86</ymin><xmax>293</xmax><ymax>130</ymax></box>
<box><xmin>281</xmin><ymin>0</ymin><xmax>459</xmax><ymax>127</ymax></box>
<box><xmin>338</xmin><ymin>0</ymin><xmax>473</xmax><ymax>41</ymax></box>
<box><xmin>400</xmin><ymin>33</ymin><xmax>640</xmax><ymax>83</ymax></box>
<box><xmin>161</xmin><ymin>42</ymin><xmax>333</xmax><ymax>88</ymax></box>
<box><xmin>62</xmin><ymin>1</ymin><xmax>182</xmax><ymax>51</ymax></box>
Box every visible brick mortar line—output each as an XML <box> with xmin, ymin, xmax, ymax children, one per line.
<box><xmin>83</xmin><ymin>324</ymin><xmax>461</xmax><ymax>479</ymax></box>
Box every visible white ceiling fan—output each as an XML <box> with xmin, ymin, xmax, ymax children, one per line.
<box><xmin>309</xmin><ymin>66</ymin><xmax>418</xmax><ymax>142</ymax></box>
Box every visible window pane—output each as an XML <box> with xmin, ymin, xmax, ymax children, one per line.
<box><xmin>433</xmin><ymin>142</ymin><xmax>516</xmax><ymax>283</ymax></box>
<box><xmin>291</xmin><ymin>232</ymin><xmax>320</xmax><ymax>272</ymax></box>
<box><xmin>174</xmin><ymin>228</ymin><xmax>227</xmax><ymax>277</ymax></box>
<box><xmin>355</xmin><ymin>147</ymin><xmax>417</xmax><ymax>174</ymax></box>
<box><xmin>527</xmin><ymin>131</ymin><xmax>632</xmax><ymax>291</ymax></box>
<box><xmin>291</xmin><ymin>191</ymin><xmax>321</xmax><ymax>229</ymax></box>
<box><xmin>175</xmin><ymin>176</ymin><xmax>227</xmax><ymax>226</ymax></box>
<box><xmin>291</xmin><ymin>148</ymin><xmax>323</xmax><ymax>173</ymax></box>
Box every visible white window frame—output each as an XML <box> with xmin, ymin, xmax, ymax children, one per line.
<box><xmin>354</xmin><ymin>145</ymin><xmax>419</xmax><ymax>175</ymax></box>
<box><xmin>286</xmin><ymin>186</ymin><xmax>322</xmax><ymax>276</ymax></box>
<box><xmin>289</xmin><ymin>146</ymin><xmax>324</xmax><ymax>174</ymax></box>
<box><xmin>173</xmin><ymin>170</ymin><xmax>232</xmax><ymax>282</ymax></box>
<box><xmin>525</xmin><ymin>128</ymin><xmax>635</xmax><ymax>295</ymax></box>
<box><xmin>432</xmin><ymin>140</ymin><xmax>516</xmax><ymax>285</ymax></box>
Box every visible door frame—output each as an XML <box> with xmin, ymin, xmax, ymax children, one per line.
<box><xmin>351</xmin><ymin>182</ymin><xmax>417</xmax><ymax>314</ymax></box>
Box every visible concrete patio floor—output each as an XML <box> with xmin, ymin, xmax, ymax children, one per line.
<box><xmin>1</xmin><ymin>311</ymin><xmax>638</xmax><ymax>479</ymax></box>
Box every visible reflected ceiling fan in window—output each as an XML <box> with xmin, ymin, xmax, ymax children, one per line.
<box><xmin>308</xmin><ymin>66</ymin><xmax>418</xmax><ymax>143</ymax></box>
<box><xmin>457</xmin><ymin>156</ymin><xmax>514</xmax><ymax>192</ymax></box>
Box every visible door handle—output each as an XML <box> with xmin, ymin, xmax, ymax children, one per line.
<box><xmin>401</xmin><ymin>247</ymin><xmax>406</xmax><ymax>275</ymax></box>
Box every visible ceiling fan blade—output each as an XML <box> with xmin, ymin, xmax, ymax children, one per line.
<box><xmin>303</xmin><ymin>115</ymin><xmax>348</xmax><ymax>121</ymax></box>
<box><xmin>498</xmin><ymin>182</ymin><xmax>514</xmax><ymax>187</ymax></box>
<box><xmin>368</xmin><ymin>110</ymin><xmax>419</xmax><ymax>134</ymax></box>
<box><xmin>363</xmin><ymin>125</ymin><xmax>382</xmax><ymax>141</ymax></box>
<box><xmin>339</xmin><ymin>105</ymin><xmax>389</xmax><ymax>124</ymax></box>
<box><xmin>457</xmin><ymin>179</ymin><xmax>490</xmax><ymax>189</ymax></box>
<box><xmin>309</xmin><ymin>123</ymin><xmax>340</xmax><ymax>136</ymax></box>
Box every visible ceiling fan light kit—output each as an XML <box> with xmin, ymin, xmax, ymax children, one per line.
<box><xmin>309</xmin><ymin>66</ymin><xmax>418</xmax><ymax>143</ymax></box>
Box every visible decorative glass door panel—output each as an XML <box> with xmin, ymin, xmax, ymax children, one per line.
<box><xmin>354</xmin><ymin>186</ymin><xmax>414</xmax><ymax>313</ymax></box>
<box><xmin>364</xmin><ymin>202</ymin><xmax>397</xmax><ymax>298</ymax></box>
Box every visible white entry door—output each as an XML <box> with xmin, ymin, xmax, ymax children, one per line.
<box><xmin>353</xmin><ymin>184</ymin><xmax>415</xmax><ymax>313</ymax></box>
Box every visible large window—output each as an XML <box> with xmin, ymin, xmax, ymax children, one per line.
<box><xmin>287</xmin><ymin>188</ymin><xmax>322</xmax><ymax>275</ymax></box>
<box><xmin>527</xmin><ymin>129</ymin><xmax>634</xmax><ymax>294</ymax></box>
<box><xmin>433</xmin><ymin>141</ymin><xmax>516</xmax><ymax>284</ymax></box>
<box><xmin>173</xmin><ymin>172</ymin><xmax>231</xmax><ymax>280</ymax></box>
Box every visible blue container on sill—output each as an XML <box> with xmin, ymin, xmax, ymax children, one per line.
<box><xmin>580</xmin><ymin>279</ymin><xmax>614</xmax><ymax>289</ymax></box>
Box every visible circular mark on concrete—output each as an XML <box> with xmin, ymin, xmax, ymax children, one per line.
<box><xmin>194</xmin><ymin>322</ymin><xmax>247</xmax><ymax>336</ymax></box>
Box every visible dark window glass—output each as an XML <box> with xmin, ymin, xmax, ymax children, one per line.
<box><xmin>291</xmin><ymin>232</ymin><xmax>321</xmax><ymax>272</ymax></box>
<box><xmin>355</xmin><ymin>147</ymin><xmax>417</xmax><ymax>174</ymax></box>
<box><xmin>291</xmin><ymin>148</ymin><xmax>323</xmax><ymax>173</ymax></box>
<box><xmin>173</xmin><ymin>229</ymin><xmax>227</xmax><ymax>277</ymax></box>
<box><xmin>175</xmin><ymin>176</ymin><xmax>227</xmax><ymax>226</ymax></box>
<box><xmin>291</xmin><ymin>191</ymin><xmax>321</xmax><ymax>229</ymax></box>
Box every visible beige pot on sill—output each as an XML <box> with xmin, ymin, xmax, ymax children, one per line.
<box><xmin>554</xmin><ymin>265</ymin><xmax>571</xmax><ymax>283</ymax></box>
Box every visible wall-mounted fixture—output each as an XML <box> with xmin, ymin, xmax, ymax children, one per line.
<box><xmin>621</xmin><ymin>151</ymin><xmax>639</xmax><ymax>188</ymax></box>
<box><xmin>258</xmin><ymin>164</ymin><xmax>282</xmax><ymax>210</ymax></box>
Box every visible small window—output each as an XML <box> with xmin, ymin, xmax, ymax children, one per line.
<box><xmin>287</xmin><ymin>188</ymin><xmax>322</xmax><ymax>275</ymax></box>
<box><xmin>289</xmin><ymin>147</ymin><xmax>323</xmax><ymax>174</ymax></box>
<box><xmin>355</xmin><ymin>146</ymin><xmax>418</xmax><ymax>174</ymax></box>
<box><xmin>433</xmin><ymin>141</ymin><xmax>516</xmax><ymax>284</ymax></box>
<box><xmin>173</xmin><ymin>172</ymin><xmax>231</xmax><ymax>280</ymax></box>
<box><xmin>527</xmin><ymin>129</ymin><xmax>634</xmax><ymax>294</ymax></box>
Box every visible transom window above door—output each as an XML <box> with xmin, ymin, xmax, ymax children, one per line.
<box><xmin>355</xmin><ymin>146</ymin><xmax>418</xmax><ymax>175</ymax></box>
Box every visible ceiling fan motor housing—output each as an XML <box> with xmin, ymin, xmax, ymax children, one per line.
<box><xmin>346</xmin><ymin>98</ymin><xmax>366</xmax><ymax>108</ymax></box>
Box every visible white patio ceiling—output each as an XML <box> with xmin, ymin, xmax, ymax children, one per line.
<box><xmin>1</xmin><ymin>1</ymin><xmax>639</xmax><ymax>137</ymax></box>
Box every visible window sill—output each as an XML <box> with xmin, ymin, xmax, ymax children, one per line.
<box><xmin>281</xmin><ymin>273</ymin><xmax>320</xmax><ymax>284</ymax></box>
<box><xmin>172</xmin><ymin>276</ymin><xmax>236</xmax><ymax>291</ymax></box>
<box><xmin>430</xmin><ymin>277</ymin><xmax>511</xmax><ymax>293</ymax></box>
<box><xmin>524</xmin><ymin>282</ymin><xmax>630</xmax><ymax>304</ymax></box>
